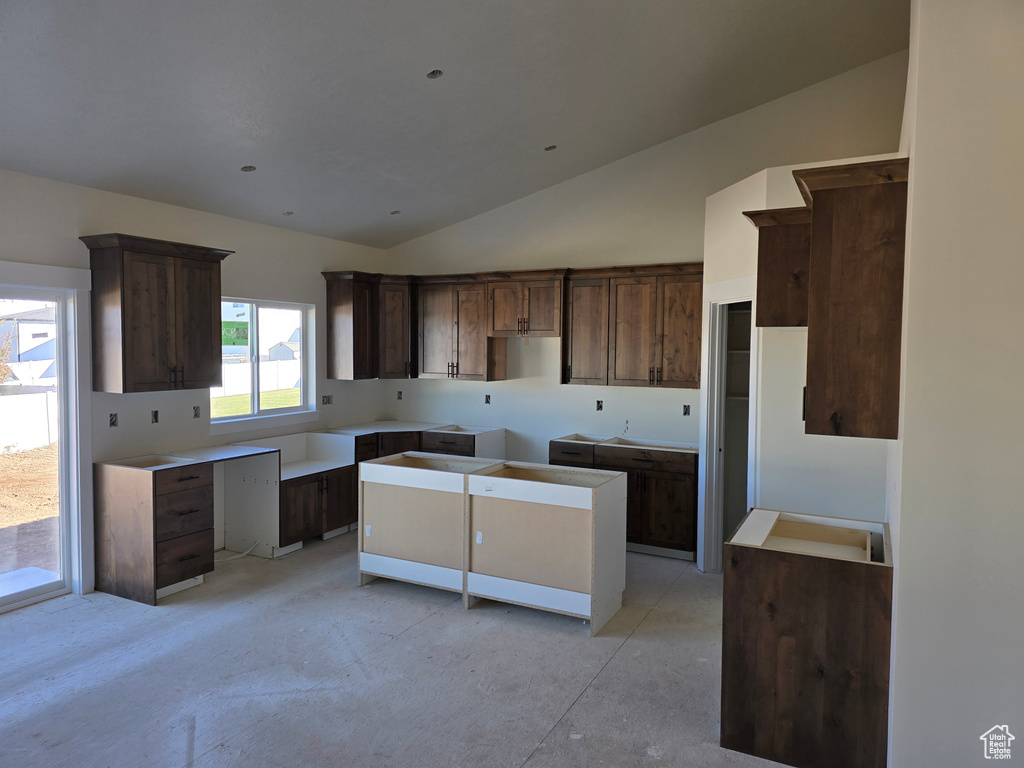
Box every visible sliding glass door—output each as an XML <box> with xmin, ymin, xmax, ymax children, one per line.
<box><xmin>0</xmin><ymin>289</ymin><xmax>70</xmax><ymax>609</ymax></box>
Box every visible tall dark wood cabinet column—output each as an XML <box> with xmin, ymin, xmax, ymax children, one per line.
<box><xmin>82</xmin><ymin>233</ymin><xmax>232</xmax><ymax>393</ymax></box>
<box><xmin>793</xmin><ymin>158</ymin><xmax>909</xmax><ymax>439</ymax></box>
<box><xmin>379</xmin><ymin>276</ymin><xmax>413</xmax><ymax>378</ymax></box>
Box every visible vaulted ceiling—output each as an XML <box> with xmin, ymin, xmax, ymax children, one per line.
<box><xmin>0</xmin><ymin>1</ymin><xmax>909</xmax><ymax>248</ymax></box>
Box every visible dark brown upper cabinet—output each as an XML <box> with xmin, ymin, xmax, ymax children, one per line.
<box><xmin>744</xmin><ymin>207</ymin><xmax>811</xmax><ymax>328</ymax></box>
<box><xmin>794</xmin><ymin>158</ymin><xmax>909</xmax><ymax>440</ymax></box>
<box><xmin>486</xmin><ymin>270</ymin><xmax>564</xmax><ymax>338</ymax></box>
<box><xmin>563</xmin><ymin>277</ymin><xmax>610</xmax><ymax>385</ymax></box>
<box><xmin>323</xmin><ymin>272</ymin><xmax>413</xmax><ymax>381</ymax></box>
<box><xmin>417</xmin><ymin>281</ymin><xmax>507</xmax><ymax>381</ymax></box>
<box><xmin>82</xmin><ymin>233</ymin><xmax>231</xmax><ymax>393</ymax></box>
<box><xmin>378</xmin><ymin>277</ymin><xmax>413</xmax><ymax>379</ymax></box>
<box><xmin>562</xmin><ymin>264</ymin><xmax>702</xmax><ymax>388</ymax></box>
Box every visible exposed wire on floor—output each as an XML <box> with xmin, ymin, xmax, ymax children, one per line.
<box><xmin>214</xmin><ymin>541</ymin><xmax>259</xmax><ymax>563</ymax></box>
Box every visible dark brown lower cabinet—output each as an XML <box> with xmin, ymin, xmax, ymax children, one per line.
<box><xmin>721</xmin><ymin>511</ymin><xmax>892</xmax><ymax>768</ymax></box>
<box><xmin>325</xmin><ymin>466</ymin><xmax>357</xmax><ymax>531</ymax></box>
<box><xmin>641</xmin><ymin>469</ymin><xmax>695</xmax><ymax>551</ymax></box>
<box><xmin>94</xmin><ymin>460</ymin><xmax>216</xmax><ymax>605</ymax></box>
<box><xmin>280</xmin><ymin>475</ymin><xmax>325</xmax><ymax>547</ymax></box>
<box><xmin>549</xmin><ymin>439</ymin><xmax>698</xmax><ymax>554</ymax></box>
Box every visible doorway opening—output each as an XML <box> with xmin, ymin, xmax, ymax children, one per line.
<box><xmin>0</xmin><ymin>291</ymin><xmax>71</xmax><ymax>610</ymax></box>
<box><xmin>722</xmin><ymin>302</ymin><xmax>751</xmax><ymax>541</ymax></box>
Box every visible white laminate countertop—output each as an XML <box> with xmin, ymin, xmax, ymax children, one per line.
<box><xmin>100</xmin><ymin>445</ymin><xmax>278</xmax><ymax>471</ymax></box>
<box><xmin>553</xmin><ymin>433</ymin><xmax>698</xmax><ymax>454</ymax></box>
<box><xmin>325</xmin><ymin>421</ymin><xmax>449</xmax><ymax>436</ymax></box>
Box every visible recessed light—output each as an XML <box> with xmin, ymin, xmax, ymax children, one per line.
<box><xmin>426</xmin><ymin>69</ymin><xmax>443</xmax><ymax>79</ymax></box>
<box><xmin>390</xmin><ymin>210</ymin><xmax>401</xmax><ymax>215</ymax></box>
<box><xmin>282</xmin><ymin>211</ymin><xmax>294</xmax><ymax>216</ymax></box>
<box><xmin>544</xmin><ymin>145</ymin><xmax>558</xmax><ymax>152</ymax></box>
<box><xmin>240</xmin><ymin>165</ymin><xmax>256</xmax><ymax>172</ymax></box>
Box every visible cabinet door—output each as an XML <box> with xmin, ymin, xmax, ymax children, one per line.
<box><xmin>487</xmin><ymin>281</ymin><xmax>523</xmax><ymax>337</ymax></box>
<box><xmin>325</xmin><ymin>276</ymin><xmax>378</xmax><ymax>380</ymax></box>
<box><xmin>523</xmin><ymin>280</ymin><xmax>561</xmax><ymax>337</ymax></box>
<box><xmin>379</xmin><ymin>282</ymin><xmax>411</xmax><ymax>379</ymax></box>
<box><xmin>608</xmin><ymin>277</ymin><xmax>658</xmax><ymax>387</ymax></box>
<box><xmin>563</xmin><ymin>278</ymin><xmax>609</xmax><ymax>385</ymax></box>
<box><xmin>655</xmin><ymin>275</ymin><xmax>702</xmax><ymax>389</ymax></box>
<box><xmin>280</xmin><ymin>476</ymin><xmax>323</xmax><ymax>547</ymax></box>
<box><xmin>453</xmin><ymin>283</ymin><xmax>488</xmax><ymax>380</ymax></box>
<box><xmin>641</xmin><ymin>469</ymin><xmax>696</xmax><ymax>551</ymax></box>
<box><xmin>324</xmin><ymin>465</ymin><xmax>357</xmax><ymax>531</ymax></box>
<box><xmin>122</xmin><ymin>251</ymin><xmax>177</xmax><ymax>392</ymax></box>
<box><xmin>418</xmin><ymin>284</ymin><xmax>455</xmax><ymax>378</ymax></box>
<box><xmin>175</xmin><ymin>257</ymin><xmax>222</xmax><ymax>389</ymax></box>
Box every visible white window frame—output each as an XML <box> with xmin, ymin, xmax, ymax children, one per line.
<box><xmin>210</xmin><ymin>298</ymin><xmax>318</xmax><ymax>435</ymax></box>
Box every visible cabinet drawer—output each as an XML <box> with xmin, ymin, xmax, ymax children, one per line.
<box><xmin>156</xmin><ymin>529</ymin><xmax>214</xmax><ymax>589</ymax></box>
<box><xmin>421</xmin><ymin>431</ymin><xmax>475</xmax><ymax>455</ymax></box>
<box><xmin>378</xmin><ymin>431</ymin><xmax>421</xmax><ymax>456</ymax></box>
<box><xmin>153</xmin><ymin>462</ymin><xmax>213</xmax><ymax>495</ymax></box>
<box><xmin>155</xmin><ymin>485</ymin><xmax>214</xmax><ymax>542</ymax></box>
<box><xmin>594</xmin><ymin>445</ymin><xmax>696</xmax><ymax>474</ymax></box>
<box><xmin>548</xmin><ymin>441</ymin><xmax>595</xmax><ymax>467</ymax></box>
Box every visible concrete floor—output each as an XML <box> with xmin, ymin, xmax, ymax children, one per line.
<box><xmin>0</xmin><ymin>533</ymin><xmax>774</xmax><ymax>768</ymax></box>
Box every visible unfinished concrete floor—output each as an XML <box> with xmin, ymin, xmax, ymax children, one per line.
<box><xmin>0</xmin><ymin>533</ymin><xmax>774</xmax><ymax>768</ymax></box>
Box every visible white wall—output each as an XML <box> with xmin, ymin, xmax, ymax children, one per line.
<box><xmin>888</xmin><ymin>1</ymin><xmax>1024</xmax><ymax>764</ymax></box>
<box><xmin>0</xmin><ymin>169</ymin><xmax>394</xmax><ymax>463</ymax></box>
<box><xmin>385</xmin><ymin>53</ymin><xmax>908</xmax><ymax>462</ymax></box>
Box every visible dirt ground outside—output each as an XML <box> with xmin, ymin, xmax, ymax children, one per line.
<box><xmin>0</xmin><ymin>442</ymin><xmax>59</xmax><ymax>573</ymax></box>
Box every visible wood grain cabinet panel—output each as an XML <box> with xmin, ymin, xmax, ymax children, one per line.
<box><xmin>562</xmin><ymin>278</ymin><xmax>609</xmax><ymax>385</ymax></box>
<box><xmin>325</xmin><ymin>465</ymin><xmax>357</xmax><ymax>532</ymax></box>
<box><xmin>656</xmin><ymin>275</ymin><xmax>702</xmax><ymax>388</ymax></box>
<box><xmin>721</xmin><ymin>512</ymin><xmax>893</xmax><ymax>768</ymax></box>
<box><xmin>379</xmin><ymin>279</ymin><xmax>412</xmax><ymax>378</ymax></box>
<box><xmin>609</xmin><ymin>276</ymin><xmax>659</xmax><ymax>386</ymax></box>
<box><xmin>94</xmin><ymin>460</ymin><xmax>216</xmax><ymax>605</ymax></box>
<box><xmin>418</xmin><ymin>282</ymin><xmax>506</xmax><ymax>381</ymax></box>
<box><xmin>794</xmin><ymin>159</ymin><xmax>908</xmax><ymax>439</ymax></box>
<box><xmin>744</xmin><ymin>207</ymin><xmax>812</xmax><ymax>328</ymax></box>
<box><xmin>83</xmin><ymin>234</ymin><xmax>230</xmax><ymax>393</ymax></box>
<box><xmin>487</xmin><ymin>277</ymin><xmax>562</xmax><ymax>338</ymax></box>
<box><xmin>280</xmin><ymin>475</ymin><xmax>324</xmax><ymax>548</ymax></box>
<box><xmin>323</xmin><ymin>272</ymin><xmax>414</xmax><ymax>380</ymax></box>
<box><xmin>564</xmin><ymin>265</ymin><xmax>702</xmax><ymax>389</ymax></box>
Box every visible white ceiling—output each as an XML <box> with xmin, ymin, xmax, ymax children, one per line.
<box><xmin>0</xmin><ymin>1</ymin><xmax>909</xmax><ymax>249</ymax></box>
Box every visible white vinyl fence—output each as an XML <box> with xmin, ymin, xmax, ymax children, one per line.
<box><xmin>211</xmin><ymin>360</ymin><xmax>301</xmax><ymax>397</ymax></box>
<box><xmin>0</xmin><ymin>391</ymin><xmax>59</xmax><ymax>453</ymax></box>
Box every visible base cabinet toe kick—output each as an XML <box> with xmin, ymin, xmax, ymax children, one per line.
<box><xmin>357</xmin><ymin>453</ymin><xmax>626</xmax><ymax>636</ymax></box>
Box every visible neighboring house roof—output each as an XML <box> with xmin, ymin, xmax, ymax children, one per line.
<box><xmin>19</xmin><ymin>337</ymin><xmax>55</xmax><ymax>362</ymax></box>
<box><xmin>6</xmin><ymin>306</ymin><xmax>55</xmax><ymax>322</ymax></box>
<box><xmin>287</xmin><ymin>327</ymin><xmax>301</xmax><ymax>342</ymax></box>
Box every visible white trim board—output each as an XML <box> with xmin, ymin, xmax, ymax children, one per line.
<box><xmin>697</xmin><ymin>275</ymin><xmax>758</xmax><ymax>574</ymax></box>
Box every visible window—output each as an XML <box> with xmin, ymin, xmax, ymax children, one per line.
<box><xmin>210</xmin><ymin>299</ymin><xmax>313</xmax><ymax>420</ymax></box>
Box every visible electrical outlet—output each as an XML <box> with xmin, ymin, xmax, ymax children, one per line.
<box><xmin>683</xmin><ymin>404</ymin><xmax>691</xmax><ymax>416</ymax></box>
<box><xmin>397</xmin><ymin>390</ymin><xmax>403</xmax><ymax>400</ymax></box>
<box><xmin>193</xmin><ymin>405</ymin><xmax>201</xmax><ymax>419</ymax></box>
<box><xmin>596</xmin><ymin>400</ymin><xmax>603</xmax><ymax>411</ymax></box>
<box><xmin>151</xmin><ymin>410</ymin><xmax>159</xmax><ymax>424</ymax></box>
<box><xmin>109</xmin><ymin>413</ymin><xmax>118</xmax><ymax>428</ymax></box>
<box><xmin>485</xmin><ymin>394</ymin><xmax>491</xmax><ymax>404</ymax></box>
<box><xmin>321</xmin><ymin>394</ymin><xmax>333</xmax><ymax>405</ymax></box>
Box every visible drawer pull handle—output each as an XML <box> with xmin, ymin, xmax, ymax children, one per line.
<box><xmin>561</xmin><ymin>450</ymin><xmax>582</xmax><ymax>455</ymax></box>
<box><xmin>631</xmin><ymin>457</ymin><xmax>653</xmax><ymax>462</ymax></box>
<box><xmin>178</xmin><ymin>475</ymin><xmax>201</xmax><ymax>482</ymax></box>
<box><xmin>176</xmin><ymin>508</ymin><xmax>201</xmax><ymax>516</ymax></box>
<box><xmin>178</xmin><ymin>553</ymin><xmax>200</xmax><ymax>562</ymax></box>
<box><xmin>439</xmin><ymin>440</ymin><xmax>456</xmax><ymax>445</ymax></box>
